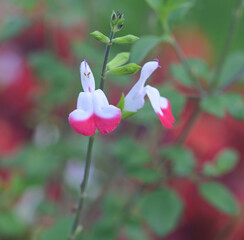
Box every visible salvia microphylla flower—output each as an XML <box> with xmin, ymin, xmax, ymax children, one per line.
<box><xmin>68</xmin><ymin>60</ymin><xmax>121</xmax><ymax>136</ymax></box>
<box><xmin>124</xmin><ymin>60</ymin><xmax>175</xmax><ymax>129</ymax></box>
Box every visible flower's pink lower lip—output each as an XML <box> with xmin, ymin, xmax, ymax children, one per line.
<box><xmin>69</xmin><ymin>112</ymin><xmax>121</xmax><ymax>136</ymax></box>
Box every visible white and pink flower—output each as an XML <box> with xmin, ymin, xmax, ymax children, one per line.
<box><xmin>124</xmin><ymin>60</ymin><xmax>175</xmax><ymax>129</ymax></box>
<box><xmin>69</xmin><ymin>60</ymin><xmax>121</xmax><ymax>136</ymax></box>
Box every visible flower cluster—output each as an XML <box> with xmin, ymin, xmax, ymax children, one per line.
<box><xmin>69</xmin><ymin>59</ymin><xmax>175</xmax><ymax>136</ymax></box>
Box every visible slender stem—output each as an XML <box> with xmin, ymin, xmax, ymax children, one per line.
<box><xmin>68</xmin><ymin>136</ymin><xmax>94</xmax><ymax>240</ymax></box>
<box><xmin>68</xmin><ymin>30</ymin><xmax>115</xmax><ymax>240</ymax></box>
<box><xmin>100</xmin><ymin>31</ymin><xmax>114</xmax><ymax>90</ymax></box>
<box><xmin>209</xmin><ymin>0</ymin><xmax>244</xmax><ymax>90</ymax></box>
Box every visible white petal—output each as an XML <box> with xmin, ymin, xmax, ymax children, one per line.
<box><xmin>92</xmin><ymin>89</ymin><xmax>121</xmax><ymax>134</ymax></box>
<box><xmin>145</xmin><ymin>85</ymin><xmax>174</xmax><ymax>129</ymax></box>
<box><xmin>80</xmin><ymin>60</ymin><xmax>95</xmax><ymax>92</ymax></box>
<box><xmin>124</xmin><ymin>61</ymin><xmax>159</xmax><ymax>112</ymax></box>
<box><xmin>71</xmin><ymin>92</ymin><xmax>93</xmax><ymax>121</ymax></box>
<box><xmin>92</xmin><ymin>89</ymin><xmax>120</xmax><ymax>119</ymax></box>
<box><xmin>145</xmin><ymin>85</ymin><xmax>162</xmax><ymax>115</ymax></box>
<box><xmin>124</xmin><ymin>84</ymin><xmax>145</xmax><ymax>112</ymax></box>
<box><xmin>138</xmin><ymin>61</ymin><xmax>159</xmax><ymax>87</ymax></box>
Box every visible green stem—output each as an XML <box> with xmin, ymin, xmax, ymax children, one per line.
<box><xmin>68</xmin><ymin>30</ymin><xmax>115</xmax><ymax>240</ymax></box>
<box><xmin>68</xmin><ymin>136</ymin><xmax>95</xmax><ymax>240</ymax></box>
<box><xmin>100</xmin><ymin>31</ymin><xmax>114</xmax><ymax>90</ymax></box>
<box><xmin>209</xmin><ymin>0</ymin><xmax>244</xmax><ymax>90</ymax></box>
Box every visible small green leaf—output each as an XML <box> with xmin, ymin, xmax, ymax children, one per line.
<box><xmin>201</xmin><ymin>95</ymin><xmax>226</xmax><ymax>118</ymax></box>
<box><xmin>112</xmin><ymin>35</ymin><xmax>139</xmax><ymax>44</ymax></box>
<box><xmin>130</xmin><ymin>36</ymin><xmax>161</xmax><ymax>63</ymax></box>
<box><xmin>162</xmin><ymin>146</ymin><xmax>195</xmax><ymax>177</ymax></box>
<box><xmin>199</xmin><ymin>182</ymin><xmax>238</xmax><ymax>215</ymax></box>
<box><xmin>202</xmin><ymin>149</ymin><xmax>239</xmax><ymax>177</ymax></box>
<box><xmin>107</xmin><ymin>63</ymin><xmax>141</xmax><ymax>76</ymax></box>
<box><xmin>219</xmin><ymin>52</ymin><xmax>244</xmax><ymax>86</ymax></box>
<box><xmin>216</xmin><ymin>149</ymin><xmax>239</xmax><ymax>174</ymax></box>
<box><xmin>90</xmin><ymin>31</ymin><xmax>110</xmax><ymax>43</ymax></box>
<box><xmin>225</xmin><ymin>93</ymin><xmax>244</xmax><ymax>120</ymax></box>
<box><xmin>128</xmin><ymin>168</ymin><xmax>161</xmax><ymax>184</ymax></box>
<box><xmin>140</xmin><ymin>188</ymin><xmax>183</xmax><ymax>236</ymax></box>
<box><xmin>170</xmin><ymin>59</ymin><xmax>210</xmax><ymax>86</ymax></box>
<box><xmin>201</xmin><ymin>93</ymin><xmax>244</xmax><ymax>119</ymax></box>
<box><xmin>107</xmin><ymin>52</ymin><xmax>130</xmax><ymax>70</ymax></box>
<box><xmin>117</xmin><ymin>93</ymin><xmax>125</xmax><ymax>110</ymax></box>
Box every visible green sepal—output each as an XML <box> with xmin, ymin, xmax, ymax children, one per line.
<box><xmin>112</xmin><ymin>35</ymin><xmax>139</xmax><ymax>44</ymax></box>
<box><xmin>107</xmin><ymin>63</ymin><xmax>141</xmax><ymax>76</ymax></box>
<box><xmin>90</xmin><ymin>31</ymin><xmax>109</xmax><ymax>43</ymax></box>
<box><xmin>116</xmin><ymin>93</ymin><xmax>125</xmax><ymax>110</ymax></box>
<box><xmin>107</xmin><ymin>52</ymin><xmax>130</xmax><ymax>70</ymax></box>
<box><xmin>122</xmin><ymin>111</ymin><xmax>135</xmax><ymax>120</ymax></box>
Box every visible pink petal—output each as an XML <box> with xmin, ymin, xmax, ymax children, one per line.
<box><xmin>157</xmin><ymin>113</ymin><xmax>174</xmax><ymax>129</ymax></box>
<box><xmin>93</xmin><ymin>89</ymin><xmax>121</xmax><ymax>134</ymax></box>
<box><xmin>161</xmin><ymin>99</ymin><xmax>175</xmax><ymax>124</ymax></box>
<box><xmin>95</xmin><ymin>111</ymin><xmax>121</xmax><ymax>134</ymax></box>
<box><xmin>69</xmin><ymin>92</ymin><xmax>96</xmax><ymax>136</ymax></box>
<box><xmin>69</xmin><ymin>112</ymin><xmax>96</xmax><ymax>136</ymax></box>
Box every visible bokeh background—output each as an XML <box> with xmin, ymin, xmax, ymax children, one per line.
<box><xmin>0</xmin><ymin>0</ymin><xmax>244</xmax><ymax>240</ymax></box>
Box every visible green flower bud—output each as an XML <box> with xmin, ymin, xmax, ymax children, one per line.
<box><xmin>112</xmin><ymin>35</ymin><xmax>139</xmax><ymax>44</ymax></box>
<box><xmin>110</xmin><ymin>10</ymin><xmax>125</xmax><ymax>32</ymax></box>
<box><xmin>107</xmin><ymin>52</ymin><xmax>130</xmax><ymax>70</ymax></box>
<box><xmin>90</xmin><ymin>31</ymin><xmax>109</xmax><ymax>43</ymax></box>
<box><xmin>107</xmin><ymin>63</ymin><xmax>141</xmax><ymax>76</ymax></box>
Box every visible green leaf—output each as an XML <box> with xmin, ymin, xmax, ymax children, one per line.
<box><xmin>140</xmin><ymin>188</ymin><xmax>183</xmax><ymax>236</ymax></box>
<box><xmin>130</xmin><ymin>35</ymin><xmax>161</xmax><ymax>63</ymax></box>
<box><xmin>170</xmin><ymin>59</ymin><xmax>210</xmax><ymax>86</ymax></box>
<box><xmin>41</xmin><ymin>218</ymin><xmax>73</xmax><ymax>240</ymax></box>
<box><xmin>203</xmin><ymin>149</ymin><xmax>239</xmax><ymax>177</ymax></box>
<box><xmin>128</xmin><ymin>168</ymin><xmax>161</xmax><ymax>184</ymax></box>
<box><xmin>145</xmin><ymin>0</ymin><xmax>196</xmax><ymax>23</ymax></box>
<box><xmin>219</xmin><ymin>52</ymin><xmax>244</xmax><ymax>86</ymax></box>
<box><xmin>112</xmin><ymin>35</ymin><xmax>139</xmax><ymax>44</ymax></box>
<box><xmin>162</xmin><ymin>146</ymin><xmax>195</xmax><ymax>176</ymax></box>
<box><xmin>199</xmin><ymin>182</ymin><xmax>238</xmax><ymax>215</ymax></box>
<box><xmin>90</xmin><ymin>31</ymin><xmax>110</xmax><ymax>43</ymax></box>
<box><xmin>107</xmin><ymin>63</ymin><xmax>141</xmax><ymax>76</ymax></box>
<box><xmin>107</xmin><ymin>52</ymin><xmax>130</xmax><ymax>70</ymax></box>
<box><xmin>201</xmin><ymin>92</ymin><xmax>244</xmax><ymax>119</ymax></box>
<box><xmin>225</xmin><ymin>93</ymin><xmax>244</xmax><ymax>120</ymax></box>
<box><xmin>125</xmin><ymin>223</ymin><xmax>148</xmax><ymax>240</ymax></box>
<box><xmin>216</xmin><ymin>149</ymin><xmax>239</xmax><ymax>174</ymax></box>
<box><xmin>201</xmin><ymin>95</ymin><xmax>226</xmax><ymax>118</ymax></box>
<box><xmin>112</xmin><ymin>138</ymin><xmax>150</xmax><ymax>170</ymax></box>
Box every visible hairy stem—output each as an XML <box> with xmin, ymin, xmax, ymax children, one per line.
<box><xmin>210</xmin><ymin>0</ymin><xmax>244</xmax><ymax>90</ymax></box>
<box><xmin>100</xmin><ymin>31</ymin><xmax>114</xmax><ymax>90</ymax></box>
<box><xmin>68</xmin><ymin>30</ymin><xmax>115</xmax><ymax>240</ymax></box>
